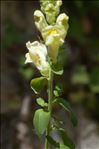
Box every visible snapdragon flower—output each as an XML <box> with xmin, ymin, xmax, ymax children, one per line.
<box><xmin>25</xmin><ymin>41</ymin><xmax>49</xmax><ymax>77</ymax></box>
<box><xmin>34</xmin><ymin>11</ymin><xmax>69</xmax><ymax>63</ymax></box>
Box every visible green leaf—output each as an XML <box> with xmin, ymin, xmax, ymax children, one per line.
<box><xmin>36</xmin><ymin>98</ymin><xmax>48</xmax><ymax>107</ymax></box>
<box><xmin>51</xmin><ymin>63</ymin><xmax>64</xmax><ymax>75</ymax></box>
<box><xmin>54</xmin><ymin>90</ymin><xmax>60</xmax><ymax>97</ymax></box>
<box><xmin>30</xmin><ymin>77</ymin><xmax>47</xmax><ymax>94</ymax></box>
<box><xmin>46</xmin><ymin>135</ymin><xmax>59</xmax><ymax>148</ymax></box>
<box><xmin>54</xmin><ymin>84</ymin><xmax>64</xmax><ymax>97</ymax></box>
<box><xmin>59</xmin><ymin>128</ymin><xmax>75</xmax><ymax>149</ymax></box>
<box><xmin>54</xmin><ymin>98</ymin><xmax>77</xmax><ymax>126</ymax></box>
<box><xmin>60</xmin><ymin>144</ymin><xmax>70</xmax><ymax>149</ymax></box>
<box><xmin>46</xmin><ymin>135</ymin><xmax>71</xmax><ymax>149</ymax></box>
<box><xmin>33</xmin><ymin>109</ymin><xmax>50</xmax><ymax>137</ymax></box>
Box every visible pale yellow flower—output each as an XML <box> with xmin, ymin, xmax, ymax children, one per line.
<box><xmin>34</xmin><ymin>10</ymin><xmax>47</xmax><ymax>33</ymax></box>
<box><xmin>34</xmin><ymin>11</ymin><xmax>69</xmax><ymax>63</ymax></box>
<box><xmin>25</xmin><ymin>41</ymin><xmax>49</xmax><ymax>77</ymax></box>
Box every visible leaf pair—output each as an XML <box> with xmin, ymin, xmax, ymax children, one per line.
<box><xmin>30</xmin><ymin>62</ymin><xmax>63</xmax><ymax>95</ymax></box>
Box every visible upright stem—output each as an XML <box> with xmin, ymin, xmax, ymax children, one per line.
<box><xmin>45</xmin><ymin>68</ymin><xmax>53</xmax><ymax>149</ymax></box>
<box><xmin>48</xmin><ymin>68</ymin><xmax>53</xmax><ymax>112</ymax></box>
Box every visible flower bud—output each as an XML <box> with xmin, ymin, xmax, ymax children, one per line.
<box><xmin>40</xmin><ymin>0</ymin><xmax>62</xmax><ymax>24</ymax></box>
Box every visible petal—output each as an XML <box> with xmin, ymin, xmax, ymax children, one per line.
<box><xmin>42</xmin><ymin>25</ymin><xmax>60</xmax><ymax>42</ymax></box>
<box><xmin>34</xmin><ymin>10</ymin><xmax>48</xmax><ymax>32</ymax></box>
<box><xmin>25</xmin><ymin>41</ymin><xmax>48</xmax><ymax>71</ymax></box>
<box><xmin>56</xmin><ymin>13</ymin><xmax>69</xmax><ymax>28</ymax></box>
<box><xmin>56</xmin><ymin>0</ymin><xmax>62</xmax><ymax>6</ymax></box>
<box><xmin>39</xmin><ymin>43</ymin><xmax>47</xmax><ymax>56</ymax></box>
<box><xmin>26</xmin><ymin>41</ymin><xmax>31</xmax><ymax>50</ymax></box>
<box><xmin>26</xmin><ymin>41</ymin><xmax>47</xmax><ymax>57</ymax></box>
<box><xmin>25</xmin><ymin>53</ymin><xmax>32</xmax><ymax>64</ymax></box>
<box><xmin>60</xmin><ymin>38</ymin><xmax>64</xmax><ymax>43</ymax></box>
<box><xmin>56</xmin><ymin>14</ymin><xmax>69</xmax><ymax>39</ymax></box>
<box><xmin>31</xmin><ymin>41</ymin><xmax>40</xmax><ymax>46</ymax></box>
<box><xmin>45</xmin><ymin>35</ymin><xmax>54</xmax><ymax>46</ymax></box>
<box><xmin>26</xmin><ymin>41</ymin><xmax>35</xmax><ymax>55</ymax></box>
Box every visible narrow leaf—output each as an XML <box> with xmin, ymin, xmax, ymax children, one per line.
<box><xmin>59</xmin><ymin>128</ymin><xmax>75</xmax><ymax>149</ymax></box>
<box><xmin>60</xmin><ymin>144</ymin><xmax>70</xmax><ymax>149</ymax></box>
<box><xmin>51</xmin><ymin>63</ymin><xmax>64</xmax><ymax>75</ymax></box>
<box><xmin>30</xmin><ymin>77</ymin><xmax>47</xmax><ymax>94</ymax></box>
<box><xmin>46</xmin><ymin>135</ymin><xmax>59</xmax><ymax>148</ymax></box>
<box><xmin>36</xmin><ymin>98</ymin><xmax>48</xmax><ymax>107</ymax></box>
<box><xmin>54</xmin><ymin>98</ymin><xmax>77</xmax><ymax>126</ymax></box>
<box><xmin>33</xmin><ymin>109</ymin><xmax>50</xmax><ymax>137</ymax></box>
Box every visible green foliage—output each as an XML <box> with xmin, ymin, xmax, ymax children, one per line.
<box><xmin>71</xmin><ymin>65</ymin><xmax>89</xmax><ymax>85</ymax></box>
<box><xmin>69</xmin><ymin>17</ymin><xmax>84</xmax><ymax>44</ymax></box>
<box><xmin>36</xmin><ymin>97</ymin><xmax>48</xmax><ymax>107</ymax></box>
<box><xmin>30</xmin><ymin>77</ymin><xmax>47</xmax><ymax>94</ymax></box>
<box><xmin>60</xmin><ymin>144</ymin><xmax>70</xmax><ymax>149</ymax></box>
<box><xmin>74</xmin><ymin>0</ymin><xmax>83</xmax><ymax>9</ymax></box>
<box><xmin>46</xmin><ymin>135</ymin><xmax>70</xmax><ymax>149</ymax></box>
<box><xmin>59</xmin><ymin>128</ymin><xmax>75</xmax><ymax>149</ymax></box>
<box><xmin>33</xmin><ymin>109</ymin><xmax>50</xmax><ymax>137</ymax></box>
<box><xmin>46</xmin><ymin>135</ymin><xmax>59</xmax><ymax>148</ymax></box>
<box><xmin>51</xmin><ymin>62</ymin><xmax>64</xmax><ymax>75</ymax></box>
<box><xmin>3</xmin><ymin>20</ymin><xmax>21</xmax><ymax>47</ymax></box>
<box><xmin>53</xmin><ymin>98</ymin><xmax>77</xmax><ymax>126</ymax></box>
<box><xmin>54</xmin><ymin>84</ymin><xmax>64</xmax><ymax>97</ymax></box>
<box><xmin>20</xmin><ymin>67</ymin><xmax>34</xmax><ymax>80</ymax></box>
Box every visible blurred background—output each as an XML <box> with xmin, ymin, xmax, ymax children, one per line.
<box><xmin>1</xmin><ymin>0</ymin><xmax>99</xmax><ymax>149</ymax></box>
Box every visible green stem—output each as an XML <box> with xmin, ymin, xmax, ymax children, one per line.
<box><xmin>45</xmin><ymin>68</ymin><xmax>53</xmax><ymax>149</ymax></box>
<box><xmin>48</xmin><ymin>68</ymin><xmax>53</xmax><ymax>112</ymax></box>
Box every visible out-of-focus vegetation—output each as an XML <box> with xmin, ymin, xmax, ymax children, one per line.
<box><xmin>62</xmin><ymin>0</ymin><xmax>99</xmax><ymax>120</ymax></box>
